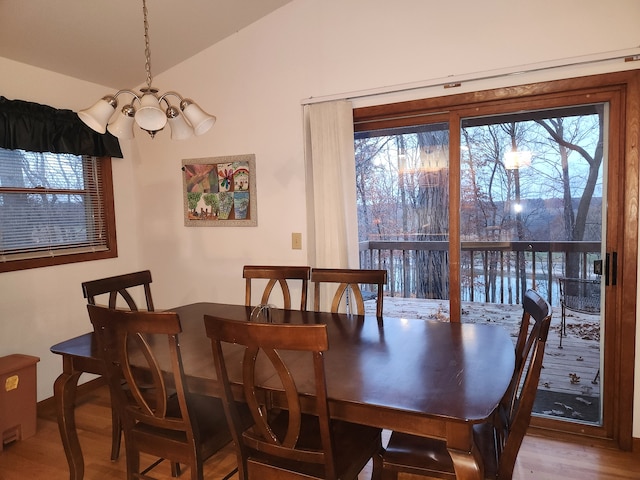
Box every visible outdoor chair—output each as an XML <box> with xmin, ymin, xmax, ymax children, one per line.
<box><xmin>381</xmin><ymin>288</ymin><xmax>552</xmax><ymax>480</ymax></box>
<box><xmin>558</xmin><ymin>277</ymin><xmax>601</xmax><ymax>348</ymax></box>
<box><xmin>558</xmin><ymin>276</ymin><xmax>601</xmax><ymax>383</ymax></box>
<box><xmin>204</xmin><ymin>314</ymin><xmax>384</xmax><ymax>480</ymax></box>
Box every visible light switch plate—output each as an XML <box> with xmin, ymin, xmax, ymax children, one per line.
<box><xmin>292</xmin><ymin>232</ymin><xmax>302</xmax><ymax>250</ymax></box>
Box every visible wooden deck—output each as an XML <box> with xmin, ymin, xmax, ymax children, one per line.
<box><xmin>365</xmin><ymin>297</ymin><xmax>602</xmax><ymax>423</ymax></box>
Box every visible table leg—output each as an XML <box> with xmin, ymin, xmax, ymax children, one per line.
<box><xmin>54</xmin><ymin>360</ymin><xmax>84</xmax><ymax>480</ymax></box>
<box><xmin>446</xmin><ymin>424</ymin><xmax>483</xmax><ymax>480</ymax></box>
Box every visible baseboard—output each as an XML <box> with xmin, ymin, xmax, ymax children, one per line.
<box><xmin>37</xmin><ymin>376</ymin><xmax>107</xmax><ymax>417</ymax></box>
<box><xmin>634</xmin><ymin>436</ymin><xmax>640</xmax><ymax>453</ymax></box>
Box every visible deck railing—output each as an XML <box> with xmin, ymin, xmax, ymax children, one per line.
<box><xmin>359</xmin><ymin>240</ymin><xmax>601</xmax><ymax>307</ymax></box>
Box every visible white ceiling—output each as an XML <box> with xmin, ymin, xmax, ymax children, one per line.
<box><xmin>0</xmin><ymin>0</ymin><xmax>293</xmax><ymax>89</ymax></box>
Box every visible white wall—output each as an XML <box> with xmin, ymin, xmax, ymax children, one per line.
<box><xmin>1</xmin><ymin>0</ymin><xmax>639</xmax><ymax>436</ymax></box>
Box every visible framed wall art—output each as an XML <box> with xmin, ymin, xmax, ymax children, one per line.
<box><xmin>182</xmin><ymin>154</ymin><xmax>257</xmax><ymax>227</ymax></box>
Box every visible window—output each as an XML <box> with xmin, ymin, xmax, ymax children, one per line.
<box><xmin>0</xmin><ymin>148</ymin><xmax>116</xmax><ymax>272</ymax></box>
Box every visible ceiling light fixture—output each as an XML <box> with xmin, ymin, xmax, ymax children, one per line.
<box><xmin>77</xmin><ymin>0</ymin><xmax>215</xmax><ymax>140</ymax></box>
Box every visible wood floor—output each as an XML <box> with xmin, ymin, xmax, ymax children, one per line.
<box><xmin>1</xmin><ymin>384</ymin><xmax>639</xmax><ymax>480</ymax></box>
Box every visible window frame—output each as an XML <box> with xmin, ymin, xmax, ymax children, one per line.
<box><xmin>0</xmin><ymin>155</ymin><xmax>117</xmax><ymax>272</ymax></box>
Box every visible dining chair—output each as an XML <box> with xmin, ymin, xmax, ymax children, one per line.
<box><xmin>381</xmin><ymin>288</ymin><xmax>552</xmax><ymax>480</ymax></box>
<box><xmin>243</xmin><ymin>265</ymin><xmax>311</xmax><ymax>310</ymax></box>
<box><xmin>82</xmin><ymin>269</ymin><xmax>155</xmax><ymax>312</ymax></box>
<box><xmin>311</xmin><ymin>268</ymin><xmax>387</xmax><ymax>317</ymax></box>
<box><xmin>203</xmin><ymin>314</ymin><xmax>384</xmax><ymax>480</ymax></box>
<box><xmin>87</xmin><ymin>304</ymin><xmax>233</xmax><ymax>480</ymax></box>
<box><xmin>81</xmin><ymin>269</ymin><xmax>154</xmax><ymax>461</ymax></box>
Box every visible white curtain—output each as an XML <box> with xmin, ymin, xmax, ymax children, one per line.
<box><xmin>304</xmin><ymin>100</ymin><xmax>359</xmax><ymax>270</ymax></box>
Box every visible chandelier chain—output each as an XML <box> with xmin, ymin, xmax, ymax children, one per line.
<box><xmin>142</xmin><ymin>0</ymin><xmax>153</xmax><ymax>89</ymax></box>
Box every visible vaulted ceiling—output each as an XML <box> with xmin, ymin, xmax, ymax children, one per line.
<box><xmin>0</xmin><ymin>0</ymin><xmax>293</xmax><ymax>89</ymax></box>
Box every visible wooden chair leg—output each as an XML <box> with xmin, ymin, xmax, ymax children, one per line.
<box><xmin>110</xmin><ymin>409</ymin><xmax>121</xmax><ymax>461</ymax></box>
<box><xmin>371</xmin><ymin>447</ymin><xmax>384</xmax><ymax>480</ymax></box>
<box><xmin>126</xmin><ymin>446</ymin><xmax>139</xmax><ymax>480</ymax></box>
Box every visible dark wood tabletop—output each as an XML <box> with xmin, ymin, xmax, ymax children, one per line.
<box><xmin>51</xmin><ymin>302</ymin><xmax>515</xmax><ymax>480</ymax></box>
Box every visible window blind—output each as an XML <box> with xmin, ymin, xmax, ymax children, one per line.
<box><xmin>0</xmin><ymin>148</ymin><xmax>108</xmax><ymax>262</ymax></box>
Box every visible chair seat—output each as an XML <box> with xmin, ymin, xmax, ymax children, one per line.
<box><xmin>383</xmin><ymin>422</ymin><xmax>498</xmax><ymax>480</ymax></box>
<box><xmin>383</xmin><ymin>431</ymin><xmax>454</xmax><ymax>477</ymax></box>
<box><xmin>248</xmin><ymin>411</ymin><xmax>382</xmax><ymax>479</ymax></box>
<box><xmin>326</xmin><ymin>420</ymin><xmax>382</xmax><ymax>479</ymax></box>
<box><xmin>128</xmin><ymin>390</ymin><xmax>233</xmax><ymax>470</ymax></box>
<box><xmin>188</xmin><ymin>394</ymin><xmax>236</xmax><ymax>456</ymax></box>
<box><xmin>250</xmin><ymin>411</ymin><xmax>381</xmax><ymax>479</ymax></box>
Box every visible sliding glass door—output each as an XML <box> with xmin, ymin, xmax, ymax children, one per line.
<box><xmin>354</xmin><ymin>71</ymin><xmax>639</xmax><ymax>446</ymax></box>
<box><xmin>459</xmin><ymin>104</ymin><xmax>605</xmax><ymax>427</ymax></box>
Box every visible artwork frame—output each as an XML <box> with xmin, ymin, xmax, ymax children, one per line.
<box><xmin>182</xmin><ymin>154</ymin><xmax>257</xmax><ymax>227</ymax></box>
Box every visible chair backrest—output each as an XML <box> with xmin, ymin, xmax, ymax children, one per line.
<box><xmin>243</xmin><ymin>265</ymin><xmax>311</xmax><ymax>310</ymax></box>
<box><xmin>512</xmin><ymin>288</ymin><xmax>551</xmax><ymax>366</ymax></box>
<box><xmin>495</xmin><ymin>289</ymin><xmax>552</xmax><ymax>479</ymax></box>
<box><xmin>86</xmin><ymin>305</ymin><xmax>196</xmax><ymax>447</ymax></box>
<box><xmin>311</xmin><ymin>268</ymin><xmax>387</xmax><ymax>317</ymax></box>
<box><xmin>82</xmin><ymin>270</ymin><xmax>154</xmax><ymax>311</ymax></box>
<box><xmin>558</xmin><ymin>277</ymin><xmax>601</xmax><ymax>314</ymax></box>
<box><xmin>204</xmin><ymin>315</ymin><xmax>336</xmax><ymax>479</ymax></box>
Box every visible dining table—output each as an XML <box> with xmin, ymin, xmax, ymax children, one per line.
<box><xmin>50</xmin><ymin>302</ymin><xmax>515</xmax><ymax>480</ymax></box>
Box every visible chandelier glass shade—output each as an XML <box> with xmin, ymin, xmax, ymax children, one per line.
<box><xmin>77</xmin><ymin>0</ymin><xmax>215</xmax><ymax>140</ymax></box>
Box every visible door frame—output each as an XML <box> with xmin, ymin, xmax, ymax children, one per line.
<box><xmin>353</xmin><ymin>70</ymin><xmax>639</xmax><ymax>449</ymax></box>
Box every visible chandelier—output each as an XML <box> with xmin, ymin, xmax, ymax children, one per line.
<box><xmin>77</xmin><ymin>0</ymin><xmax>215</xmax><ymax>140</ymax></box>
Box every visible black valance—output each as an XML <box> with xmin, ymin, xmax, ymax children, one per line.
<box><xmin>0</xmin><ymin>96</ymin><xmax>123</xmax><ymax>158</ymax></box>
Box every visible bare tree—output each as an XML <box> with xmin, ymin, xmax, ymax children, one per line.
<box><xmin>536</xmin><ymin>111</ymin><xmax>603</xmax><ymax>278</ymax></box>
<box><xmin>414</xmin><ymin>131</ymin><xmax>450</xmax><ymax>299</ymax></box>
